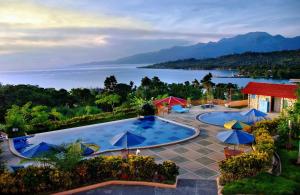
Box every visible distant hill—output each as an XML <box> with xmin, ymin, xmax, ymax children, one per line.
<box><xmin>142</xmin><ymin>50</ymin><xmax>300</xmax><ymax>79</ymax></box>
<box><xmin>75</xmin><ymin>32</ymin><xmax>300</xmax><ymax>66</ymax></box>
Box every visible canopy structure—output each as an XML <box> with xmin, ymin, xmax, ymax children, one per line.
<box><xmin>217</xmin><ymin>130</ymin><xmax>255</xmax><ymax>145</ymax></box>
<box><xmin>73</xmin><ymin>142</ymin><xmax>100</xmax><ymax>156</ymax></box>
<box><xmin>240</xmin><ymin>108</ymin><xmax>268</xmax><ymax>124</ymax></box>
<box><xmin>21</xmin><ymin>142</ymin><xmax>61</xmax><ymax>158</ymax></box>
<box><xmin>111</xmin><ymin>130</ymin><xmax>146</xmax><ymax>149</ymax></box>
<box><xmin>153</xmin><ymin>96</ymin><xmax>187</xmax><ymax>109</ymax></box>
<box><xmin>224</xmin><ymin>120</ymin><xmax>251</xmax><ymax>131</ymax></box>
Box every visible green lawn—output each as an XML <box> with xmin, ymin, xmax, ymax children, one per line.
<box><xmin>222</xmin><ymin>147</ymin><xmax>300</xmax><ymax>195</ymax></box>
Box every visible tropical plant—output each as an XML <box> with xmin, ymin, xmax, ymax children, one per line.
<box><xmin>95</xmin><ymin>93</ymin><xmax>121</xmax><ymax>113</ymax></box>
<box><xmin>35</xmin><ymin>143</ymin><xmax>83</xmax><ymax>172</ymax></box>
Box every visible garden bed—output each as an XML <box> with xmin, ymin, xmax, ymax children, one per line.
<box><xmin>222</xmin><ymin>148</ymin><xmax>300</xmax><ymax>195</ymax></box>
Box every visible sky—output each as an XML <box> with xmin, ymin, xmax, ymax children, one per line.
<box><xmin>0</xmin><ymin>0</ymin><xmax>300</xmax><ymax>70</ymax></box>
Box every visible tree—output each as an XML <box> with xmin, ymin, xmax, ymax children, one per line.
<box><xmin>294</xmin><ymin>85</ymin><xmax>300</xmax><ymax>164</ymax></box>
<box><xmin>114</xmin><ymin>83</ymin><xmax>132</xmax><ymax>102</ymax></box>
<box><xmin>200</xmin><ymin>73</ymin><xmax>215</xmax><ymax>101</ymax></box>
<box><xmin>226</xmin><ymin>83</ymin><xmax>235</xmax><ymax>101</ymax></box>
<box><xmin>30</xmin><ymin>105</ymin><xmax>49</xmax><ymax>124</ymax></box>
<box><xmin>49</xmin><ymin>108</ymin><xmax>63</xmax><ymax>121</ymax></box>
<box><xmin>141</xmin><ymin>77</ymin><xmax>152</xmax><ymax>87</ymax></box>
<box><xmin>192</xmin><ymin>79</ymin><xmax>200</xmax><ymax>88</ymax></box>
<box><xmin>104</xmin><ymin>75</ymin><xmax>118</xmax><ymax>92</ymax></box>
<box><xmin>95</xmin><ymin>93</ymin><xmax>121</xmax><ymax>113</ymax></box>
<box><xmin>5</xmin><ymin>104</ymin><xmax>29</xmax><ymax>137</ymax></box>
<box><xmin>70</xmin><ymin>88</ymin><xmax>94</xmax><ymax>105</ymax></box>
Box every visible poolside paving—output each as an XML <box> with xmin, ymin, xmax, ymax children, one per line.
<box><xmin>75</xmin><ymin>179</ymin><xmax>218</xmax><ymax>195</ymax></box>
<box><xmin>1</xmin><ymin>105</ymin><xmax>253</xmax><ymax>180</ymax></box>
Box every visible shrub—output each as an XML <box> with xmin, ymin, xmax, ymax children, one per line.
<box><xmin>253</xmin><ymin>128</ymin><xmax>275</xmax><ymax>156</ymax></box>
<box><xmin>0</xmin><ymin>155</ymin><xmax>179</xmax><ymax>194</ymax></box>
<box><xmin>139</xmin><ymin>103</ymin><xmax>155</xmax><ymax>116</ymax></box>
<box><xmin>219</xmin><ymin>151</ymin><xmax>270</xmax><ymax>185</ymax></box>
<box><xmin>251</xmin><ymin>119</ymin><xmax>280</xmax><ymax>135</ymax></box>
<box><xmin>26</xmin><ymin>108</ymin><xmax>138</xmax><ymax>135</ymax></box>
<box><xmin>219</xmin><ymin>120</ymin><xmax>276</xmax><ymax>184</ymax></box>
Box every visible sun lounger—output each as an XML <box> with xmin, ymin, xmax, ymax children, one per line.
<box><xmin>201</xmin><ymin>104</ymin><xmax>214</xmax><ymax>109</ymax></box>
<box><xmin>171</xmin><ymin>105</ymin><xmax>189</xmax><ymax>113</ymax></box>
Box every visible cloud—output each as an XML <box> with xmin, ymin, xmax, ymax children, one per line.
<box><xmin>0</xmin><ymin>1</ymin><xmax>149</xmax><ymax>29</ymax></box>
<box><xmin>0</xmin><ymin>0</ymin><xmax>299</xmax><ymax>71</ymax></box>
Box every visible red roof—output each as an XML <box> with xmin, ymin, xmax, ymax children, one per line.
<box><xmin>153</xmin><ymin>96</ymin><xmax>187</xmax><ymax>108</ymax></box>
<box><xmin>242</xmin><ymin>82</ymin><xmax>298</xmax><ymax>99</ymax></box>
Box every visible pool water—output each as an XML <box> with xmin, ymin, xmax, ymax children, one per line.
<box><xmin>197</xmin><ymin>111</ymin><xmax>246</xmax><ymax>126</ymax></box>
<box><xmin>13</xmin><ymin>116</ymin><xmax>196</xmax><ymax>157</ymax></box>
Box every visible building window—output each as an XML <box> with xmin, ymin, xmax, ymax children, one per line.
<box><xmin>251</xmin><ymin>94</ymin><xmax>256</xmax><ymax>99</ymax></box>
<box><xmin>283</xmin><ymin>99</ymin><xmax>288</xmax><ymax>109</ymax></box>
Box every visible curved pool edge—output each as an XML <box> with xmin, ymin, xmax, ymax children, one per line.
<box><xmin>196</xmin><ymin>111</ymin><xmax>242</xmax><ymax>127</ymax></box>
<box><xmin>8</xmin><ymin>138</ymin><xmax>32</xmax><ymax>160</ymax></box>
<box><xmin>10</xmin><ymin>116</ymin><xmax>199</xmax><ymax>159</ymax></box>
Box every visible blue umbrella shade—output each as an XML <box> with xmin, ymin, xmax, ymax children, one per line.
<box><xmin>111</xmin><ymin>130</ymin><xmax>146</xmax><ymax>148</ymax></box>
<box><xmin>217</xmin><ymin>130</ymin><xmax>255</xmax><ymax>145</ymax></box>
<box><xmin>75</xmin><ymin>143</ymin><xmax>99</xmax><ymax>156</ymax></box>
<box><xmin>21</xmin><ymin>142</ymin><xmax>61</xmax><ymax>158</ymax></box>
<box><xmin>240</xmin><ymin>109</ymin><xmax>268</xmax><ymax>124</ymax></box>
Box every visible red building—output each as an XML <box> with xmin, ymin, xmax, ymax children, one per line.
<box><xmin>242</xmin><ymin>82</ymin><xmax>298</xmax><ymax>113</ymax></box>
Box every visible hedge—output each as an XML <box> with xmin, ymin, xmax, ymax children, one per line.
<box><xmin>219</xmin><ymin>120</ymin><xmax>276</xmax><ymax>185</ymax></box>
<box><xmin>9</xmin><ymin>108</ymin><xmax>138</xmax><ymax>136</ymax></box>
<box><xmin>249</xmin><ymin>119</ymin><xmax>281</xmax><ymax>135</ymax></box>
<box><xmin>0</xmin><ymin>155</ymin><xmax>179</xmax><ymax>194</ymax></box>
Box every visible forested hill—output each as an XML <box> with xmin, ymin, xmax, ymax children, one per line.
<box><xmin>141</xmin><ymin>50</ymin><xmax>300</xmax><ymax>79</ymax></box>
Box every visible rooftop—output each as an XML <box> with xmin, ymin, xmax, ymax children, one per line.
<box><xmin>242</xmin><ymin>82</ymin><xmax>298</xmax><ymax>99</ymax></box>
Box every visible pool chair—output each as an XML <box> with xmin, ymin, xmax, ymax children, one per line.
<box><xmin>171</xmin><ymin>105</ymin><xmax>189</xmax><ymax>113</ymax></box>
<box><xmin>200</xmin><ymin>104</ymin><xmax>214</xmax><ymax>109</ymax></box>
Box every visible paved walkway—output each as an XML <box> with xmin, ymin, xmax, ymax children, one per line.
<box><xmin>75</xmin><ymin>179</ymin><xmax>217</xmax><ymax>195</ymax></box>
<box><xmin>102</xmin><ymin>105</ymin><xmax>252</xmax><ymax>180</ymax></box>
<box><xmin>1</xmin><ymin>105</ymin><xmax>252</xmax><ymax>179</ymax></box>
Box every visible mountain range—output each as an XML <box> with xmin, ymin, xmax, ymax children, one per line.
<box><xmin>76</xmin><ymin>32</ymin><xmax>300</xmax><ymax>66</ymax></box>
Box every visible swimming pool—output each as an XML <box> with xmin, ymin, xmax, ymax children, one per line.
<box><xmin>197</xmin><ymin>111</ymin><xmax>246</xmax><ymax>126</ymax></box>
<box><xmin>12</xmin><ymin>116</ymin><xmax>197</xmax><ymax>158</ymax></box>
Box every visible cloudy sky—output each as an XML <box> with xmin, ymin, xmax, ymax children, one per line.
<box><xmin>0</xmin><ymin>0</ymin><xmax>299</xmax><ymax>70</ymax></box>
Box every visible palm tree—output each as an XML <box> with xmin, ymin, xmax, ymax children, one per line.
<box><xmin>201</xmin><ymin>73</ymin><xmax>215</xmax><ymax>102</ymax></box>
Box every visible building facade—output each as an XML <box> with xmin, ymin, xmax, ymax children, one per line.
<box><xmin>242</xmin><ymin>82</ymin><xmax>297</xmax><ymax>113</ymax></box>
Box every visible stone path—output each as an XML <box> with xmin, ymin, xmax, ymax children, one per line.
<box><xmin>75</xmin><ymin>179</ymin><xmax>218</xmax><ymax>195</ymax></box>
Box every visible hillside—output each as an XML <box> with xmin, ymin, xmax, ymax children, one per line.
<box><xmin>74</xmin><ymin>32</ymin><xmax>300</xmax><ymax>66</ymax></box>
<box><xmin>141</xmin><ymin>50</ymin><xmax>300</xmax><ymax>79</ymax></box>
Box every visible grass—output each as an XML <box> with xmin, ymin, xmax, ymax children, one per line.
<box><xmin>222</xmin><ymin>144</ymin><xmax>300</xmax><ymax>195</ymax></box>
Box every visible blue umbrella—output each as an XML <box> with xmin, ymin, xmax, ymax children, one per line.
<box><xmin>21</xmin><ymin>142</ymin><xmax>61</xmax><ymax>158</ymax></box>
<box><xmin>240</xmin><ymin>108</ymin><xmax>268</xmax><ymax>124</ymax></box>
<box><xmin>73</xmin><ymin>142</ymin><xmax>100</xmax><ymax>156</ymax></box>
<box><xmin>111</xmin><ymin>130</ymin><xmax>146</xmax><ymax>149</ymax></box>
<box><xmin>217</xmin><ymin>130</ymin><xmax>254</xmax><ymax>145</ymax></box>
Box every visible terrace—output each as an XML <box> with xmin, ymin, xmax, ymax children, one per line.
<box><xmin>1</xmin><ymin>105</ymin><xmax>251</xmax><ymax>178</ymax></box>
<box><xmin>0</xmin><ymin>104</ymin><xmax>282</xmax><ymax>194</ymax></box>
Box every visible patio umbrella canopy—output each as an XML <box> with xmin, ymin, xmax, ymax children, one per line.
<box><xmin>224</xmin><ymin>120</ymin><xmax>251</xmax><ymax>131</ymax></box>
<box><xmin>153</xmin><ymin>96</ymin><xmax>187</xmax><ymax>108</ymax></box>
<box><xmin>73</xmin><ymin>142</ymin><xmax>100</xmax><ymax>156</ymax></box>
<box><xmin>111</xmin><ymin>130</ymin><xmax>146</xmax><ymax>148</ymax></box>
<box><xmin>241</xmin><ymin>108</ymin><xmax>268</xmax><ymax>124</ymax></box>
<box><xmin>217</xmin><ymin>130</ymin><xmax>254</xmax><ymax>145</ymax></box>
<box><xmin>21</xmin><ymin>142</ymin><xmax>61</xmax><ymax>158</ymax></box>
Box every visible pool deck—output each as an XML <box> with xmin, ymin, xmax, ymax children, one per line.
<box><xmin>0</xmin><ymin>105</ymin><xmax>279</xmax><ymax>180</ymax></box>
<box><xmin>102</xmin><ymin>105</ymin><xmax>254</xmax><ymax>180</ymax></box>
